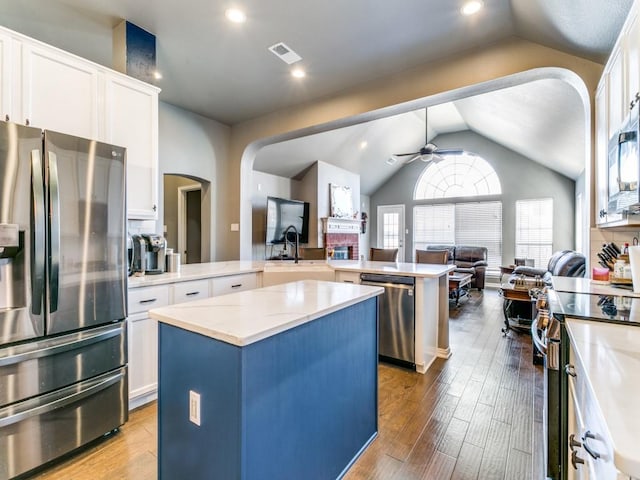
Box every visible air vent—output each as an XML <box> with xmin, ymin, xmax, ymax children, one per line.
<box><xmin>268</xmin><ymin>42</ymin><xmax>302</xmax><ymax>65</ymax></box>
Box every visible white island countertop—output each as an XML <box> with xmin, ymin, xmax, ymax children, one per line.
<box><xmin>149</xmin><ymin>280</ymin><xmax>383</xmax><ymax>346</ymax></box>
<box><xmin>329</xmin><ymin>260</ymin><xmax>455</xmax><ymax>277</ymax></box>
<box><xmin>565</xmin><ymin>318</ymin><xmax>640</xmax><ymax>477</ymax></box>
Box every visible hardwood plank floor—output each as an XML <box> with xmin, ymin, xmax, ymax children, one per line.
<box><xmin>29</xmin><ymin>288</ymin><xmax>543</xmax><ymax>480</ymax></box>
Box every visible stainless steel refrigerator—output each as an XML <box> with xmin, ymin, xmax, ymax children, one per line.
<box><xmin>0</xmin><ymin>121</ymin><xmax>128</xmax><ymax>480</ymax></box>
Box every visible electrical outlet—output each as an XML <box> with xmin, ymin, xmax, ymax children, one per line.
<box><xmin>189</xmin><ymin>390</ymin><xmax>201</xmax><ymax>426</ymax></box>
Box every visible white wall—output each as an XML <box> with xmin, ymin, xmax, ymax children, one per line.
<box><xmin>157</xmin><ymin>102</ymin><xmax>230</xmax><ymax>261</ymax></box>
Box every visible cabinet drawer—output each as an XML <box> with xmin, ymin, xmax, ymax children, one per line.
<box><xmin>335</xmin><ymin>271</ymin><xmax>361</xmax><ymax>284</ymax></box>
<box><xmin>173</xmin><ymin>280</ymin><xmax>210</xmax><ymax>304</ymax></box>
<box><xmin>128</xmin><ymin>285</ymin><xmax>170</xmax><ymax>314</ymax></box>
<box><xmin>211</xmin><ymin>273</ymin><xmax>257</xmax><ymax>296</ymax></box>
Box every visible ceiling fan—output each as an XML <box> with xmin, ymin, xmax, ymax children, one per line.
<box><xmin>393</xmin><ymin>108</ymin><xmax>464</xmax><ymax>164</ymax></box>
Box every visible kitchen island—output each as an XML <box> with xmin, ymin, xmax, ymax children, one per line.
<box><xmin>149</xmin><ymin>280</ymin><xmax>383</xmax><ymax>480</ymax></box>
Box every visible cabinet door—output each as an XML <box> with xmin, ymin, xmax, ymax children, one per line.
<box><xmin>625</xmin><ymin>8</ymin><xmax>640</xmax><ymax>105</ymax></box>
<box><xmin>0</xmin><ymin>29</ymin><xmax>13</xmax><ymax>121</ymax></box>
<box><xmin>104</xmin><ymin>75</ymin><xmax>159</xmax><ymax>220</ymax></box>
<box><xmin>608</xmin><ymin>47</ymin><xmax>626</xmax><ymax>139</ymax></box>
<box><xmin>128</xmin><ymin>312</ymin><xmax>158</xmax><ymax>408</ymax></box>
<box><xmin>20</xmin><ymin>40</ymin><xmax>99</xmax><ymax>138</ymax></box>
<box><xmin>595</xmin><ymin>80</ymin><xmax>610</xmax><ymax>225</ymax></box>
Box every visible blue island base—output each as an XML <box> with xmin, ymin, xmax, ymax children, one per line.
<box><xmin>158</xmin><ymin>297</ymin><xmax>378</xmax><ymax>480</ymax></box>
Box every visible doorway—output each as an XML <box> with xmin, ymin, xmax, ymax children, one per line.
<box><xmin>377</xmin><ymin>205</ymin><xmax>405</xmax><ymax>261</ymax></box>
<box><xmin>179</xmin><ymin>185</ymin><xmax>201</xmax><ymax>264</ymax></box>
<box><xmin>163</xmin><ymin>174</ymin><xmax>211</xmax><ymax>264</ymax></box>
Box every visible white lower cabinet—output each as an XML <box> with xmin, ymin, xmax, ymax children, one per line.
<box><xmin>567</xmin><ymin>342</ymin><xmax>630</xmax><ymax>480</ymax></box>
<box><xmin>127</xmin><ymin>284</ymin><xmax>169</xmax><ymax>410</ymax></box>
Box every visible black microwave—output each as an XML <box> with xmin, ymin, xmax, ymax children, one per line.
<box><xmin>608</xmin><ymin>99</ymin><xmax>640</xmax><ymax>215</ymax></box>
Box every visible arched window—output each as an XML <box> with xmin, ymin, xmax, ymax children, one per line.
<box><xmin>414</xmin><ymin>153</ymin><xmax>501</xmax><ymax>200</ymax></box>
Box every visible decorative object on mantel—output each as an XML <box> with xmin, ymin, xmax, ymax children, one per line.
<box><xmin>330</xmin><ymin>184</ymin><xmax>354</xmax><ymax>218</ymax></box>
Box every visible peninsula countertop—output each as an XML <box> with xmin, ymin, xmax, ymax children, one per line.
<box><xmin>148</xmin><ymin>279</ymin><xmax>383</xmax><ymax>347</ymax></box>
<box><xmin>328</xmin><ymin>260</ymin><xmax>455</xmax><ymax>277</ymax></box>
<box><xmin>565</xmin><ymin>318</ymin><xmax>640</xmax><ymax>478</ymax></box>
<box><xmin>128</xmin><ymin>259</ymin><xmax>455</xmax><ymax>289</ymax></box>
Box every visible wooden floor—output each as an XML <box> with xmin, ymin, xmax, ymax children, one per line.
<box><xmin>30</xmin><ymin>288</ymin><xmax>544</xmax><ymax>480</ymax></box>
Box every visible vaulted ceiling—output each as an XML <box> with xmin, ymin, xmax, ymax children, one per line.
<box><xmin>0</xmin><ymin>0</ymin><xmax>633</xmax><ymax>192</ymax></box>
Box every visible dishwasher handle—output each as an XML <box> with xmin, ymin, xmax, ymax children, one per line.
<box><xmin>361</xmin><ymin>280</ymin><xmax>414</xmax><ymax>291</ymax></box>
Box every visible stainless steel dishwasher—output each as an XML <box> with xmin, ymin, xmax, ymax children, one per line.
<box><xmin>360</xmin><ymin>273</ymin><xmax>415</xmax><ymax>369</ymax></box>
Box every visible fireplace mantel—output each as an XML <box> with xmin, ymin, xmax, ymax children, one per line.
<box><xmin>322</xmin><ymin>217</ymin><xmax>360</xmax><ymax>234</ymax></box>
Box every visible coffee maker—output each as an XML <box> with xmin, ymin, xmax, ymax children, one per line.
<box><xmin>130</xmin><ymin>234</ymin><xmax>147</xmax><ymax>275</ymax></box>
<box><xmin>141</xmin><ymin>234</ymin><xmax>167</xmax><ymax>275</ymax></box>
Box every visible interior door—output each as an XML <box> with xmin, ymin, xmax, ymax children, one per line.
<box><xmin>45</xmin><ymin>131</ymin><xmax>127</xmax><ymax>335</ymax></box>
<box><xmin>377</xmin><ymin>205</ymin><xmax>405</xmax><ymax>261</ymax></box>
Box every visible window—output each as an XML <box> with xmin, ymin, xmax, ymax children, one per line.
<box><xmin>515</xmin><ymin>198</ymin><xmax>553</xmax><ymax>268</ymax></box>
<box><xmin>414</xmin><ymin>153</ymin><xmax>501</xmax><ymax>200</ymax></box>
<box><xmin>414</xmin><ymin>201</ymin><xmax>502</xmax><ymax>270</ymax></box>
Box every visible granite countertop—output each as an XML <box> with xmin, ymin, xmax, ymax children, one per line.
<box><xmin>127</xmin><ymin>261</ymin><xmax>264</xmax><ymax>288</ymax></box>
<box><xmin>565</xmin><ymin>318</ymin><xmax>640</xmax><ymax>477</ymax></box>
<box><xmin>552</xmin><ymin>276</ymin><xmax>640</xmax><ymax>298</ymax></box>
<box><xmin>329</xmin><ymin>260</ymin><xmax>455</xmax><ymax>278</ymax></box>
<box><xmin>148</xmin><ymin>280</ymin><xmax>383</xmax><ymax>346</ymax></box>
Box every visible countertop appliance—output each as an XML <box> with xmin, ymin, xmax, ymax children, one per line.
<box><xmin>532</xmin><ymin>290</ymin><xmax>640</xmax><ymax>480</ymax></box>
<box><xmin>0</xmin><ymin>121</ymin><xmax>128</xmax><ymax>480</ymax></box>
<box><xmin>141</xmin><ymin>233</ymin><xmax>166</xmax><ymax>274</ymax></box>
<box><xmin>360</xmin><ymin>273</ymin><xmax>415</xmax><ymax>369</ymax></box>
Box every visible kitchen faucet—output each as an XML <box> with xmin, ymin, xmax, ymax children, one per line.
<box><xmin>282</xmin><ymin>225</ymin><xmax>299</xmax><ymax>264</ymax></box>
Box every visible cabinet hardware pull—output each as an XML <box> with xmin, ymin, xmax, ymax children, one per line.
<box><xmin>571</xmin><ymin>450</ymin><xmax>585</xmax><ymax>469</ymax></box>
<box><xmin>582</xmin><ymin>430</ymin><xmax>601</xmax><ymax>460</ymax></box>
<box><xmin>565</xmin><ymin>364</ymin><xmax>576</xmax><ymax>377</ymax></box>
<box><xmin>25</xmin><ymin>118</ymin><xmax>30</xmax><ymax>126</ymax></box>
<box><xmin>140</xmin><ymin>298</ymin><xmax>157</xmax><ymax>304</ymax></box>
<box><xmin>231</xmin><ymin>284</ymin><xmax>242</xmax><ymax>288</ymax></box>
<box><xmin>4</xmin><ymin>114</ymin><xmax>8</xmax><ymax>121</ymax></box>
<box><xmin>569</xmin><ymin>434</ymin><xmax>582</xmax><ymax>452</ymax></box>
<box><xmin>186</xmin><ymin>291</ymin><xmax>200</xmax><ymax>296</ymax></box>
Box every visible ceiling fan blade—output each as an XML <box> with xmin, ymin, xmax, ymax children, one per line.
<box><xmin>404</xmin><ymin>154</ymin><xmax>421</xmax><ymax>163</ymax></box>
<box><xmin>435</xmin><ymin>148</ymin><xmax>465</xmax><ymax>155</ymax></box>
<box><xmin>394</xmin><ymin>151</ymin><xmax>421</xmax><ymax>157</ymax></box>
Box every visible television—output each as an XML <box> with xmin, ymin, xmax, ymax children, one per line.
<box><xmin>265</xmin><ymin>196</ymin><xmax>309</xmax><ymax>245</ymax></box>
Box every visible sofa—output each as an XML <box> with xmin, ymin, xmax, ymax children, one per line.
<box><xmin>510</xmin><ymin>249</ymin><xmax>586</xmax><ymax>284</ymax></box>
<box><xmin>425</xmin><ymin>245</ymin><xmax>489</xmax><ymax>290</ymax></box>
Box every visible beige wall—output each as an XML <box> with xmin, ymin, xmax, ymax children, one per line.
<box><xmin>228</xmin><ymin>37</ymin><xmax>603</xmax><ymax>259</ymax></box>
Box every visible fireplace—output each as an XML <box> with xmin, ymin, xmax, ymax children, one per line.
<box><xmin>322</xmin><ymin>218</ymin><xmax>360</xmax><ymax>260</ymax></box>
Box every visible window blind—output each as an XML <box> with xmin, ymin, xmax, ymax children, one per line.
<box><xmin>515</xmin><ymin>198</ymin><xmax>553</xmax><ymax>268</ymax></box>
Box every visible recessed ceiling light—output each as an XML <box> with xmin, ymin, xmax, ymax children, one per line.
<box><xmin>461</xmin><ymin>0</ymin><xmax>483</xmax><ymax>16</ymax></box>
<box><xmin>359</xmin><ymin>141</ymin><xmax>368</xmax><ymax>149</ymax></box>
<box><xmin>225</xmin><ymin>8</ymin><xmax>246</xmax><ymax>23</ymax></box>
<box><xmin>291</xmin><ymin>68</ymin><xmax>306</xmax><ymax>79</ymax></box>
<box><xmin>153</xmin><ymin>71</ymin><xmax>163</xmax><ymax>80</ymax></box>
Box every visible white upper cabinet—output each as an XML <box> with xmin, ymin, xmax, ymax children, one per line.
<box><xmin>104</xmin><ymin>76</ymin><xmax>159</xmax><ymax>219</ymax></box>
<box><xmin>608</xmin><ymin>47</ymin><xmax>626</xmax><ymax>139</ymax></box>
<box><xmin>0</xmin><ymin>25</ymin><xmax>160</xmax><ymax>220</ymax></box>
<box><xmin>625</xmin><ymin>8</ymin><xmax>640</xmax><ymax>106</ymax></box>
<box><xmin>595</xmin><ymin>80</ymin><xmax>610</xmax><ymax>225</ymax></box>
<box><xmin>20</xmin><ymin>39</ymin><xmax>100</xmax><ymax>140</ymax></box>
<box><xmin>0</xmin><ymin>30</ymin><xmax>13</xmax><ymax>122</ymax></box>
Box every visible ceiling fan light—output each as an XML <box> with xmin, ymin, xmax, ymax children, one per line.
<box><xmin>461</xmin><ymin>1</ymin><xmax>483</xmax><ymax>16</ymax></box>
<box><xmin>420</xmin><ymin>153</ymin><xmax>433</xmax><ymax>162</ymax></box>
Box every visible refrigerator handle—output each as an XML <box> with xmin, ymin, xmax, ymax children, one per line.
<box><xmin>48</xmin><ymin>152</ymin><xmax>60</xmax><ymax>313</ymax></box>
<box><xmin>31</xmin><ymin>150</ymin><xmax>46</xmax><ymax>316</ymax></box>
